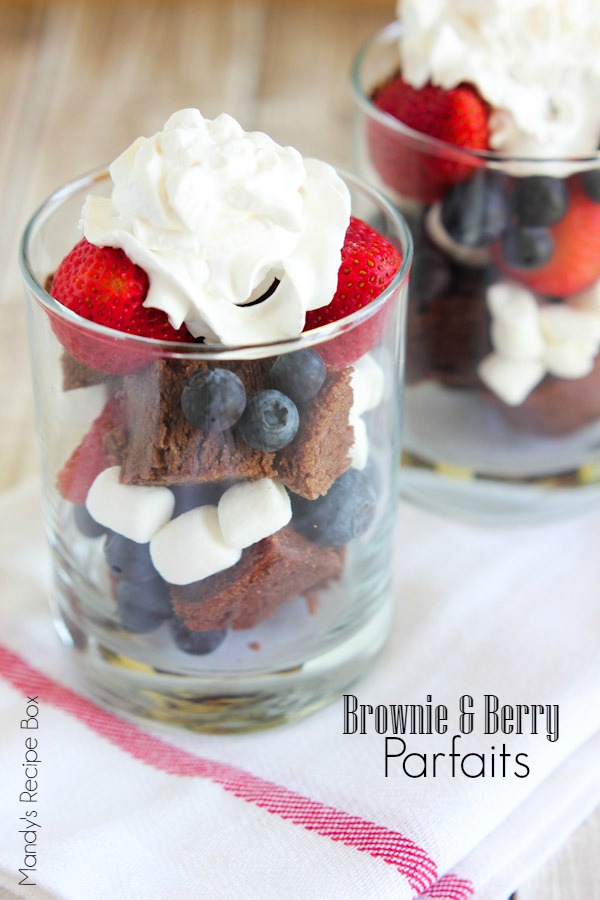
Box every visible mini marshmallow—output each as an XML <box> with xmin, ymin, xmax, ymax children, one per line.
<box><xmin>57</xmin><ymin>383</ymin><xmax>109</xmax><ymax>427</ymax></box>
<box><xmin>349</xmin><ymin>415</ymin><xmax>369</xmax><ymax>470</ymax></box>
<box><xmin>350</xmin><ymin>354</ymin><xmax>385</xmax><ymax>417</ymax></box>
<box><xmin>478</xmin><ymin>353</ymin><xmax>545</xmax><ymax>406</ymax></box>
<box><xmin>86</xmin><ymin>466</ymin><xmax>174</xmax><ymax>543</ymax></box>
<box><xmin>539</xmin><ymin>305</ymin><xmax>600</xmax><ymax>347</ymax></box>
<box><xmin>217</xmin><ymin>479</ymin><xmax>291</xmax><ymax>550</ymax></box>
<box><xmin>425</xmin><ymin>203</ymin><xmax>492</xmax><ymax>268</ymax></box>
<box><xmin>544</xmin><ymin>343</ymin><xmax>596</xmax><ymax>379</ymax></box>
<box><xmin>487</xmin><ymin>283</ymin><xmax>545</xmax><ymax>361</ymax></box>
<box><xmin>150</xmin><ymin>505</ymin><xmax>241</xmax><ymax>585</ymax></box>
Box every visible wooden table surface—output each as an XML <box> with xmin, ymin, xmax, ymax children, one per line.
<box><xmin>0</xmin><ymin>2</ymin><xmax>598</xmax><ymax>897</ymax></box>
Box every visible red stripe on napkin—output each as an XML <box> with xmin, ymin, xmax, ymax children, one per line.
<box><xmin>0</xmin><ymin>644</ymin><xmax>473</xmax><ymax>898</ymax></box>
<box><xmin>423</xmin><ymin>875</ymin><xmax>475</xmax><ymax>898</ymax></box>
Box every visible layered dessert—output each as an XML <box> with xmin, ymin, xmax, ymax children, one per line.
<box><xmin>47</xmin><ymin>110</ymin><xmax>403</xmax><ymax>657</ymax></box>
<box><xmin>362</xmin><ymin>1</ymin><xmax>600</xmax><ymax>441</ymax></box>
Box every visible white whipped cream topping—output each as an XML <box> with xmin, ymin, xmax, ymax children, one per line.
<box><xmin>82</xmin><ymin>109</ymin><xmax>351</xmax><ymax>345</ymax></box>
<box><xmin>397</xmin><ymin>0</ymin><xmax>600</xmax><ymax>156</ymax></box>
<box><xmin>478</xmin><ymin>283</ymin><xmax>600</xmax><ymax>404</ymax></box>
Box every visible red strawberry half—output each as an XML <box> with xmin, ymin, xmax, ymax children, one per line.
<box><xmin>495</xmin><ymin>178</ymin><xmax>600</xmax><ymax>297</ymax></box>
<box><xmin>369</xmin><ymin>74</ymin><xmax>489</xmax><ymax>204</ymax></box>
<box><xmin>57</xmin><ymin>396</ymin><xmax>125</xmax><ymax>505</ymax></box>
<box><xmin>50</xmin><ymin>239</ymin><xmax>193</xmax><ymax>374</ymax></box>
<box><xmin>304</xmin><ymin>216</ymin><xmax>402</xmax><ymax>366</ymax></box>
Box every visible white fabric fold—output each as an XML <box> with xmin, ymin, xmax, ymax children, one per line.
<box><xmin>0</xmin><ymin>476</ymin><xmax>598</xmax><ymax>899</ymax></box>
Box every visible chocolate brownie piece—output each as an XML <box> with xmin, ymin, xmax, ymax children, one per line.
<box><xmin>407</xmin><ymin>262</ymin><xmax>493</xmax><ymax>389</ymax></box>
<box><xmin>276</xmin><ymin>368</ymin><xmax>354</xmax><ymax>499</ymax></box>
<box><xmin>119</xmin><ymin>359</ymin><xmax>277</xmax><ymax>485</ymax></box>
<box><xmin>117</xmin><ymin>356</ymin><xmax>353</xmax><ymax>496</ymax></box>
<box><xmin>488</xmin><ymin>360</ymin><xmax>600</xmax><ymax>436</ymax></box>
<box><xmin>405</xmin><ymin>219</ymin><xmax>496</xmax><ymax>389</ymax></box>
<box><xmin>61</xmin><ymin>351</ymin><xmax>115</xmax><ymax>391</ymax></box>
<box><xmin>170</xmin><ymin>525</ymin><xmax>345</xmax><ymax>631</ymax></box>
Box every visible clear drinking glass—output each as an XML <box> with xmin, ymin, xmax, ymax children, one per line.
<box><xmin>353</xmin><ymin>22</ymin><xmax>600</xmax><ymax>524</ymax></box>
<box><xmin>19</xmin><ymin>166</ymin><xmax>411</xmax><ymax>732</ymax></box>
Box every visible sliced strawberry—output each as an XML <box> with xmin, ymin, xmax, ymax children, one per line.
<box><xmin>50</xmin><ymin>239</ymin><xmax>193</xmax><ymax>374</ymax></box>
<box><xmin>369</xmin><ymin>74</ymin><xmax>489</xmax><ymax>204</ymax></box>
<box><xmin>57</xmin><ymin>396</ymin><xmax>125</xmax><ymax>504</ymax></box>
<box><xmin>496</xmin><ymin>179</ymin><xmax>600</xmax><ymax>296</ymax></box>
<box><xmin>304</xmin><ymin>217</ymin><xmax>402</xmax><ymax>366</ymax></box>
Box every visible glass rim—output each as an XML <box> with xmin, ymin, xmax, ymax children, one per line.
<box><xmin>19</xmin><ymin>164</ymin><xmax>413</xmax><ymax>362</ymax></box>
<box><xmin>351</xmin><ymin>20</ymin><xmax>600</xmax><ymax>168</ymax></box>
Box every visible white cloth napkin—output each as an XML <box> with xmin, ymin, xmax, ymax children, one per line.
<box><xmin>0</xmin><ymin>474</ymin><xmax>598</xmax><ymax>900</ymax></box>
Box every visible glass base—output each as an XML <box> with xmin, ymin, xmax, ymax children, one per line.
<box><xmin>401</xmin><ymin>451</ymin><xmax>600</xmax><ymax>525</ymax></box>
<box><xmin>50</xmin><ymin>589</ymin><xmax>392</xmax><ymax>734</ymax></box>
<box><xmin>402</xmin><ymin>383</ymin><xmax>600</xmax><ymax>524</ymax></box>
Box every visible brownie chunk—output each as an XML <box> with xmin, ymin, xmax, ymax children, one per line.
<box><xmin>170</xmin><ymin>525</ymin><xmax>345</xmax><ymax>631</ymax></box>
<box><xmin>61</xmin><ymin>351</ymin><xmax>115</xmax><ymax>391</ymax></box>
<box><xmin>119</xmin><ymin>359</ymin><xmax>277</xmax><ymax>485</ymax></box>
<box><xmin>488</xmin><ymin>361</ymin><xmax>600</xmax><ymax>436</ymax></box>
<box><xmin>406</xmin><ymin>264</ymin><xmax>493</xmax><ymax>389</ymax></box>
<box><xmin>117</xmin><ymin>357</ymin><xmax>353</xmax><ymax>496</ymax></box>
<box><xmin>276</xmin><ymin>368</ymin><xmax>354</xmax><ymax>499</ymax></box>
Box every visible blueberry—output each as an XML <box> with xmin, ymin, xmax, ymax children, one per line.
<box><xmin>73</xmin><ymin>504</ymin><xmax>106</xmax><ymax>538</ymax></box>
<box><xmin>171</xmin><ymin>482</ymin><xmax>232</xmax><ymax>517</ymax></box>
<box><xmin>115</xmin><ymin>576</ymin><xmax>172</xmax><ymax>619</ymax></box>
<box><xmin>181</xmin><ymin>368</ymin><xmax>246</xmax><ymax>432</ymax></box>
<box><xmin>582</xmin><ymin>169</ymin><xmax>600</xmax><ymax>203</ymax></box>
<box><xmin>237</xmin><ymin>390</ymin><xmax>299</xmax><ymax>451</ymax></box>
<box><xmin>117</xmin><ymin>593</ymin><xmax>166</xmax><ymax>634</ymax></box>
<box><xmin>292</xmin><ymin>469</ymin><xmax>377</xmax><ymax>546</ymax></box>
<box><xmin>513</xmin><ymin>176</ymin><xmax>568</xmax><ymax>227</ymax></box>
<box><xmin>104</xmin><ymin>532</ymin><xmax>157</xmax><ymax>581</ymax></box>
<box><xmin>170</xmin><ymin>618</ymin><xmax>227</xmax><ymax>655</ymax></box>
<box><xmin>270</xmin><ymin>349</ymin><xmax>326</xmax><ymax>404</ymax></box>
<box><xmin>501</xmin><ymin>226</ymin><xmax>554</xmax><ymax>270</ymax></box>
<box><xmin>441</xmin><ymin>171</ymin><xmax>511</xmax><ymax>247</ymax></box>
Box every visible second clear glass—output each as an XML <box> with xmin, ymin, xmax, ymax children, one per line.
<box><xmin>353</xmin><ymin>22</ymin><xmax>600</xmax><ymax>524</ymax></box>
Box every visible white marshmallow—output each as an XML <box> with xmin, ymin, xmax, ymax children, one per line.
<box><xmin>478</xmin><ymin>354</ymin><xmax>545</xmax><ymax>406</ymax></box>
<box><xmin>349</xmin><ymin>416</ymin><xmax>369</xmax><ymax>470</ymax></box>
<box><xmin>487</xmin><ymin>283</ymin><xmax>545</xmax><ymax>361</ymax></box>
<box><xmin>539</xmin><ymin>305</ymin><xmax>600</xmax><ymax>348</ymax></box>
<box><xmin>350</xmin><ymin>354</ymin><xmax>385</xmax><ymax>417</ymax></box>
<box><xmin>544</xmin><ymin>344</ymin><xmax>596</xmax><ymax>380</ymax></box>
<box><xmin>86</xmin><ymin>466</ymin><xmax>175</xmax><ymax>543</ymax></box>
<box><xmin>150</xmin><ymin>505</ymin><xmax>241</xmax><ymax>585</ymax></box>
<box><xmin>425</xmin><ymin>203</ymin><xmax>492</xmax><ymax>268</ymax></box>
<box><xmin>217</xmin><ymin>479</ymin><xmax>291</xmax><ymax>550</ymax></box>
<box><xmin>57</xmin><ymin>384</ymin><xmax>109</xmax><ymax>427</ymax></box>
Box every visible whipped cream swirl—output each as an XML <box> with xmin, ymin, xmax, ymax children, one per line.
<box><xmin>82</xmin><ymin>109</ymin><xmax>350</xmax><ymax>345</ymax></box>
<box><xmin>397</xmin><ymin>0</ymin><xmax>600</xmax><ymax>157</ymax></box>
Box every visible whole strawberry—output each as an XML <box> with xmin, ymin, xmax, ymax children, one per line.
<box><xmin>50</xmin><ymin>239</ymin><xmax>193</xmax><ymax>374</ymax></box>
<box><xmin>369</xmin><ymin>74</ymin><xmax>489</xmax><ymax>204</ymax></box>
<box><xmin>304</xmin><ymin>216</ymin><xmax>402</xmax><ymax>366</ymax></box>
<box><xmin>496</xmin><ymin>179</ymin><xmax>600</xmax><ymax>297</ymax></box>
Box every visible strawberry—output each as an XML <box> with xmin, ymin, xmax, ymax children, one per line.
<box><xmin>50</xmin><ymin>239</ymin><xmax>193</xmax><ymax>374</ymax></box>
<box><xmin>304</xmin><ymin>216</ymin><xmax>402</xmax><ymax>366</ymax></box>
<box><xmin>369</xmin><ymin>74</ymin><xmax>489</xmax><ymax>204</ymax></box>
<box><xmin>496</xmin><ymin>179</ymin><xmax>600</xmax><ymax>296</ymax></box>
<box><xmin>57</xmin><ymin>396</ymin><xmax>125</xmax><ymax>504</ymax></box>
